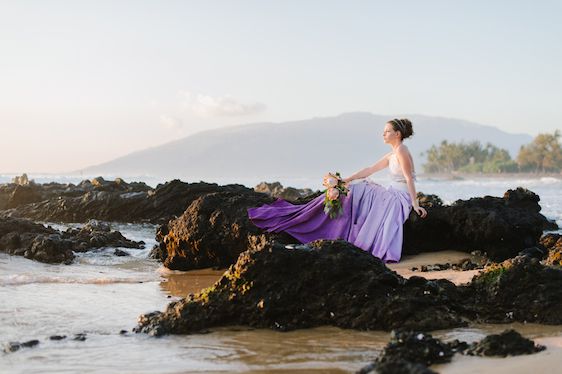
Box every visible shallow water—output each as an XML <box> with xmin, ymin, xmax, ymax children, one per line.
<box><xmin>2</xmin><ymin>176</ymin><xmax>562</xmax><ymax>372</ymax></box>
<box><xmin>0</xmin><ymin>247</ymin><xmax>386</xmax><ymax>373</ymax></box>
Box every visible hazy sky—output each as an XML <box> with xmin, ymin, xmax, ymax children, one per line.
<box><xmin>1</xmin><ymin>0</ymin><xmax>561</xmax><ymax>173</ymax></box>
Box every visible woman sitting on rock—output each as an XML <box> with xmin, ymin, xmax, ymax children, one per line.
<box><xmin>248</xmin><ymin>118</ymin><xmax>427</xmax><ymax>263</ymax></box>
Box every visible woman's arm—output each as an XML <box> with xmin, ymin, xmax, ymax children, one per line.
<box><xmin>395</xmin><ymin>146</ymin><xmax>427</xmax><ymax>218</ymax></box>
<box><xmin>343</xmin><ymin>153</ymin><xmax>392</xmax><ymax>183</ymax></box>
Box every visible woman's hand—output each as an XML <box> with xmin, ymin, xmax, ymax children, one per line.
<box><xmin>413</xmin><ymin>205</ymin><xmax>427</xmax><ymax>218</ymax></box>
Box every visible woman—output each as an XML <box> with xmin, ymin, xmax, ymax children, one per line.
<box><xmin>248</xmin><ymin>118</ymin><xmax>427</xmax><ymax>263</ymax></box>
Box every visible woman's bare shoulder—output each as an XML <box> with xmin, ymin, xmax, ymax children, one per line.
<box><xmin>382</xmin><ymin>151</ymin><xmax>394</xmax><ymax>160</ymax></box>
<box><xmin>395</xmin><ymin>144</ymin><xmax>411</xmax><ymax>155</ymax></box>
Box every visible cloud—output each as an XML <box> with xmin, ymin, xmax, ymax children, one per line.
<box><xmin>179</xmin><ymin>91</ymin><xmax>266</xmax><ymax>117</ymax></box>
<box><xmin>159</xmin><ymin>115</ymin><xmax>184</xmax><ymax>130</ymax></box>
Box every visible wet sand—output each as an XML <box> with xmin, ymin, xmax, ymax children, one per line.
<box><xmin>435</xmin><ymin>324</ymin><xmax>562</xmax><ymax>374</ymax></box>
<box><xmin>437</xmin><ymin>341</ymin><xmax>562</xmax><ymax>374</ymax></box>
<box><xmin>388</xmin><ymin>250</ymin><xmax>484</xmax><ymax>285</ymax></box>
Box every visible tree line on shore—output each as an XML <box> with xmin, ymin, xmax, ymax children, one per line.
<box><xmin>423</xmin><ymin>131</ymin><xmax>562</xmax><ymax>173</ymax></box>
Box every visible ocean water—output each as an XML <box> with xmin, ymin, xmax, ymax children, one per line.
<box><xmin>1</xmin><ymin>176</ymin><xmax>562</xmax><ymax>373</ymax></box>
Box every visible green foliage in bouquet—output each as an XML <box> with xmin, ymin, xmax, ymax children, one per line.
<box><xmin>322</xmin><ymin>172</ymin><xmax>349</xmax><ymax>219</ymax></box>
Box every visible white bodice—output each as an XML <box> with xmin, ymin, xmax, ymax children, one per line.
<box><xmin>389</xmin><ymin>152</ymin><xmax>416</xmax><ymax>183</ymax></box>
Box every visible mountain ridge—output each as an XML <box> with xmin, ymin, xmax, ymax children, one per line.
<box><xmin>77</xmin><ymin>112</ymin><xmax>532</xmax><ymax>180</ymax></box>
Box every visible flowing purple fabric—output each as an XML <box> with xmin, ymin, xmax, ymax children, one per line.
<box><xmin>247</xmin><ymin>181</ymin><xmax>412</xmax><ymax>263</ymax></box>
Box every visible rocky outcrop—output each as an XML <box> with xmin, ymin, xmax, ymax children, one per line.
<box><xmin>358</xmin><ymin>330</ymin><xmax>464</xmax><ymax>374</ymax></box>
<box><xmin>254</xmin><ymin>182</ymin><xmax>314</xmax><ymax>202</ymax></box>
<box><xmin>135</xmin><ymin>240</ymin><xmax>468</xmax><ymax>336</ymax></box>
<box><xmin>0</xmin><ymin>177</ymin><xmax>151</xmax><ymax>211</ymax></box>
<box><xmin>135</xmin><ymin>240</ymin><xmax>562</xmax><ymax>337</ymax></box>
<box><xmin>1</xmin><ymin>179</ymin><xmax>259</xmax><ymax>224</ymax></box>
<box><xmin>60</xmin><ymin>219</ymin><xmax>145</xmax><ymax>253</ymax></box>
<box><xmin>358</xmin><ymin>329</ymin><xmax>545</xmax><ymax>374</ymax></box>
<box><xmin>464</xmin><ymin>329</ymin><xmax>545</xmax><ymax>357</ymax></box>
<box><xmin>0</xmin><ymin>217</ymin><xmax>67</xmax><ymax>263</ymax></box>
<box><xmin>404</xmin><ymin>188</ymin><xmax>556</xmax><ymax>261</ymax></box>
<box><xmin>0</xmin><ymin>217</ymin><xmax>144</xmax><ymax>264</ymax></box>
<box><xmin>11</xmin><ymin>173</ymin><xmax>31</xmax><ymax>186</ymax></box>
<box><xmin>3</xmin><ymin>179</ymin><xmax>556</xmax><ymax>267</ymax></box>
<box><xmin>4</xmin><ymin>185</ymin><xmax>44</xmax><ymax>209</ymax></box>
<box><xmin>155</xmin><ymin>186</ymin><xmax>555</xmax><ymax>271</ymax></box>
<box><xmin>468</xmin><ymin>255</ymin><xmax>562</xmax><ymax>324</ymax></box>
<box><xmin>153</xmin><ymin>188</ymin><xmax>297</xmax><ymax>270</ymax></box>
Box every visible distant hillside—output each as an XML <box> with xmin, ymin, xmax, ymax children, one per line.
<box><xmin>77</xmin><ymin>112</ymin><xmax>532</xmax><ymax>181</ymax></box>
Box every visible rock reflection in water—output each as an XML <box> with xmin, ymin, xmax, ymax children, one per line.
<box><xmin>159</xmin><ymin>268</ymin><xmax>224</xmax><ymax>297</ymax></box>
<box><xmin>198</xmin><ymin>326</ymin><xmax>389</xmax><ymax>373</ymax></box>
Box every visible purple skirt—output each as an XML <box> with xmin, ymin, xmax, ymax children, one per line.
<box><xmin>247</xmin><ymin>181</ymin><xmax>412</xmax><ymax>263</ymax></box>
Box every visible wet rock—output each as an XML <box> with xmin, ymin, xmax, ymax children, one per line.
<box><xmin>6</xmin><ymin>184</ymin><xmax>44</xmax><ymax>209</ymax></box>
<box><xmin>4</xmin><ymin>342</ymin><xmax>21</xmax><ymax>353</ymax></box>
<box><xmin>28</xmin><ymin>234</ymin><xmax>75</xmax><ymax>264</ymax></box>
<box><xmin>0</xmin><ymin>217</ymin><xmax>69</xmax><ymax>263</ymax></box>
<box><xmin>155</xmin><ymin>188</ymin><xmax>294</xmax><ymax>270</ymax></box>
<box><xmin>0</xmin><ymin>176</ymin><xmax>152</xmax><ymax>221</ymax></box>
<box><xmin>49</xmin><ymin>335</ymin><xmax>67</xmax><ymax>340</ymax></box>
<box><xmin>381</xmin><ymin>330</ymin><xmax>457</xmax><ymax>364</ymax></box>
<box><xmin>0</xmin><ymin>216</ymin><xmax>54</xmax><ymax>238</ymax></box>
<box><xmin>412</xmin><ymin>258</ymin><xmax>486</xmax><ymax>272</ymax></box>
<box><xmin>358</xmin><ymin>359</ymin><xmax>437</xmax><ymax>374</ymax></box>
<box><xmin>82</xmin><ymin>219</ymin><xmax>112</xmax><ymax>232</ymax></box>
<box><xmin>134</xmin><ymin>240</ymin><xmax>467</xmax><ymax>336</ymax></box>
<box><xmin>0</xmin><ymin>217</ymin><xmax>143</xmax><ymax>264</ymax></box>
<box><xmin>518</xmin><ymin>245</ymin><xmax>548</xmax><ymax>260</ymax></box>
<box><xmin>114</xmin><ymin>249</ymin><xmax>130</xmax><ymax>256</ymax></box>
<box><xmin>543</xmin><ymin>219</ymin><xmax>559</xmax><ymax>231</ymax></box>
<box><xmin>404</xmin><ymin>188</ymin><xmax>555</xmax><ymax>261</ymax></box>
<box><xmin>254</xmin><ymin>182</ymin><xmax>314</xmax><ymax>202</ymax></box>
<box><xmin>358</xmin><ymin>329</ymin><xmax>544</xmax><ymax>373</ymax></box>
<box><xmin>465</xmin><ymin>329</ymin><xmax>545</xmax><ymax>357</ymax></box>
<box><xmin>62</xmin><ymin>220</ymin><xmax>144</xmax><ymax>252</ymax></box>
<box><xmin>135</xmin><ymin>239</ymin><xmax>562</xmax><ymax>337</ymax></box>
<box><xmin>416</xmin><ymin>193</ymin><xmax>443</xmax><ymax>209</ymax></box>
<box><xmin>358</xmin><ymin>330</ymin><xmax>462</xmax><ymax>374</ymax></box>
<box><xmin>540</xmin><ymin>233</ymin><xmax>562</xmax><ymax>266</ymax></box>
<box><xmin>1</xmin><ymin>179</ymin><xmax>253</xmax><ymax>224</ymax></box>
<box><xmin>468</xmin><ymin>255</ymin><xmax>562</xmax><ymax>324</ymax></box>
<box><xmin>3</xmin><ymin>339</ymin><xmax>40</xmax><ymax>353</ymax></box>
<box><xmin>0</xmin><ymin>177</ymin><xmax>148</xmax><ymax>211</ymax></box>
<box><xmin>91</xmin><ymin>176</ymin><xmax>115</xmax><ymax>189</ymax></box>
<box><xmin>419</xmin><ymin>264</ymin><xmax>449</xmax><ymax>272</ymax></box>
<box><xmin>12</xmin><ymin>173</ymin><xmax>31</xmax><ymax>185</ymax></box>
<box><xmin>148</xmin><ymin>244</ymin><xmax>163</xmax><ymax>260</ymax></box>
<box><xmin>25</xmin><ymin>341</ymin><xmax>41</xmax><ymax>350</ymax></box>
<box><xmin>160</xmin><ymin>185</ymin><xmax>554</xmax><ymax>271</ymax></box>
<box><xmin>158</xmin><ymin>186</ymin><xmax>552</xmax><ymax>271</ymax></box>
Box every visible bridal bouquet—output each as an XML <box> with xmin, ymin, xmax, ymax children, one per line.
<box><xmin>322</xmin><ymin>172</ymin><xmax>349</xmax><ymax>219</ymax></box>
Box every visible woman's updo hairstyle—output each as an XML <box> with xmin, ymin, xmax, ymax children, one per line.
<box><xmin>389</xmin><ymin>118</ymin><xmax>414</xmax><ymax>140</ymax></box>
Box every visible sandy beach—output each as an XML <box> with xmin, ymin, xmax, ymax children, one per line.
<box><xmin>389</xmin><ymin>250</ymin><xmax>483</xmax><ymax>285</ymax></box>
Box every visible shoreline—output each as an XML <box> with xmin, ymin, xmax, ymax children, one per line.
<box><xmin>2</xmin><ymin>171</ymin><xmax>562</xmax><ymax>184</ymax></box>
<box><xmin>420</xmin><ymin>171</ymin><xmax>562</xmax><ymax>180</ymax></box>
<box><xmin>3</xmin><ymin>225</ymin><xmax>562</xmax><ymax>372</ymax></box>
